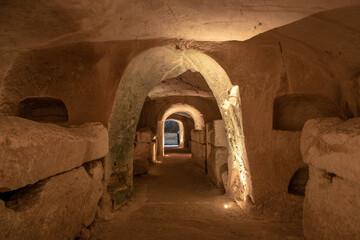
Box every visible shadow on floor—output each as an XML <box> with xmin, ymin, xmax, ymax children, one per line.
<box><xmin>90</xmin><ymin>153</ymin><xmax>304</xmax><ymax>240</ymax></box>
<box><xmin>164</xmin><ymin>147</ymin><xmax>191</xmax><ymax>154</ymax></box>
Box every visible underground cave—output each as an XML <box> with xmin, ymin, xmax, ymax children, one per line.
<box><xmin>1</xmin><ymin>1</ymin><xmax>360</xmax><ymax>239</ymax></box>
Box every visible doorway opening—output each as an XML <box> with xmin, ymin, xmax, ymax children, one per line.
<box><xmin>164</xmin><ymin>119</ymin><xmax>182</xmax><ymax>147</ymax></box>
<box><xmin>157</xmin><ymin>103</ymin><xmax>205</xmax><ymax>157</ymax></box>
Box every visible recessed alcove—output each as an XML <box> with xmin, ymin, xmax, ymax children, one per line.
<box><xmin>288</xmin><ymin>166</ymin><xmax>309</xmax><ymax>196</ymax></box>
<box><xmin>18</xmin><ymin>97</ymin><xmax>68</xmax><ymax>122</ymax></box>
<box><xmin>164</xmin><ymin>119</ymin><xmax>181</xmax><ymax>147</ymax></box>
<box><xmin>273</xmin><ymin>94</ymin><xmax>340</xmax><ymax>131</ymax></box>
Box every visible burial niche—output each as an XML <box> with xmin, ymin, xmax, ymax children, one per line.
<box><xmin>273</xmin><ymin>94</ymin><xmax>340</xmax><ymax>131</ymax></box>
<box><xmin>18</xmin><ymin>97</ymin><xmax>68</xmax><ymax>122</ymax></box>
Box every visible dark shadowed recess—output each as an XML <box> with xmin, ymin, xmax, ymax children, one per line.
<box><xmin>273</xmin><ymin>94</ymin><xmax>340</xmax><ymax>131</ymax></box>
<box><xmin>18</xmin><ymin>97</ymin><xmax>68</xmax><ymax>122</ymax></box>
<box><xmin>288</xmin><ymin>166</ymin><xmax>309</xmax><ymax>196</ymax></box>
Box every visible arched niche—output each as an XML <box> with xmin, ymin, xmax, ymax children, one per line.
<box><xmin>156</xmin><ymin>103</ymin><xmax>204</xmax><ymax>156</ymax></box>
<box><xmin>108</xmin><ymin>46</ymin><xmax>252</xmax><ymax>207</ymax></box>
<box><xmin>273</xmin><ymin>94</ymin><xmax>340</xmax><ymax>131</ymax></box>
<box><xmin>18</xmin><ymin>97</ymin><xmax>68</xmax><ymax>123</ymax></box>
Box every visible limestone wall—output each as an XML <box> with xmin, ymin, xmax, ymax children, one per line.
<box><xmin>190</xmin><ymin>129</ymin><xmax>207</xmax><ymax>169</ymax></box>
<box><xmin>301</xmin><ymin>118</ymin><xmax>360</xmax><ymax>239</ymax></box>
<box><xmin>133</xmin><ymin>128</ymin><xmax>155</xmax><ymax>175</ymax></box>
<box><xmin>190</xmin><ymin>119</ymin><xmax>230</xmax><ymax>188</ymax></box>
<box><xmin>0</xmin><ymin>116</ymin><xmax>108</xmax><ymax>192</ymax></box>
<box><xmin>0</xmin><ymin>117</ymin><xmax>108</xmax><ymax>239</ymax></box>
<box><xmin>206</xmin><ymin>120</ymin><xmax>229</xmax><ymax>187</ymax></box>
<box><xmin>0</xmin><ymin>0</ymin><xmax>357</xmax><ymax>51</ymax></box>
<box><xmin>1</xmin><ymin>7</ymin><xmax>360</xmax><ymax>219</ymax></box>
<box><xmin>0</xmin><ymin>162</ymin><xmax>104</xmax><ymax>240</ymax></box>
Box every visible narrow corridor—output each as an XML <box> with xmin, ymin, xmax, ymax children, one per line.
<box><xmin>91</xmin><ymin>154</ymin><xmax>304</xmax><ymax>240</ymax></box>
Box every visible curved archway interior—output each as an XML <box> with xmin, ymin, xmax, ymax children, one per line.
<box><xmin>161</xmin><ymin>103</ymin><xmax>205</xmax><ymax>129</ymax></box>
<box><xmin>18</xmin><ymin>97</ymin><xmax>68</xmax><ymax>123</ymax></box>
<box><xmin>157</xmin><ymin>103</ymin><xmax>204</xmax><ymax>156</ymax></box>
<box><xmin>109</xmin><ymin>46</ymin><xmax>253</xmax><ymax>207</ymax></box>
<box><xmin>164</xmin><ymin>119</ymin><xmax>184</xmax><ymax>148</ymax></box>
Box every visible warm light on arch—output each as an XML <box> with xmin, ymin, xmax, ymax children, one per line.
<box><xmin>161</xmin><ymin>103</ymin><xmax>205</xmax><ymax>130</ymax></box>
<box><xmin>109</xmin><ymin>46</ymin><xmax>253</xmax><ymax>207</ymax></box>
<box><xmin>157</xmin><ymin>103</ymin><xmax>204</xmax><ymax>156</ymax></box>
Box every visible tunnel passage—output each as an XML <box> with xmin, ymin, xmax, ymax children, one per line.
<box><xmin>18</xmin><ymin>97</ymin><xmax>68</xmax><ymax>122</ymax></box>
<box><xmin>158</xmin><ymin>103</ymin><xmax>205</xmax><ymax>157</ymax></box>
<box><xmin>164</xmin><ymin>119</ymin><xmax>182</xmax><ymax>147</ymax></box>
<box><xmin>166</xmin><ymin>113</ymin><xmax>194</xmax><ymax>149</ymax></box>
<box><xmin>108</xmin><ymin>46</ymin><xmax>252</xmax><ymax>208</ymax></box>
<box><xmin>273</xmin><ymin>94</ymin><xmax>340</xmax><ymax>131</ymax></box>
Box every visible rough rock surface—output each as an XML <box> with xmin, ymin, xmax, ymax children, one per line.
<box><xmin>208</xmin><ymin>147</ymin><xmax>229</xmax><ymax>187</ymax></box>
<box><xmin>303</xmin><ymin>166</ymin><xmax>360</xmax><ymax>240</ymax></box>
<box><xmin>208</xmin><ymin>120</ymin><xmax>228</xmax><ymax>147</ymax></box>
<box><xmin>134</xmin><ymin>142</ymin><xmax>151</xmax><ymax>161</ymax></box>
<box><xmin>190</xmin><ymin>129</ymin><xmax>207</xmax><ymax>169</ymax></box>
<box><xmin>135</xmin><ymin>128</ymin><xmax>154</xmax><ymax>143</ymax></box>
<box><xmin>133</xmin><ymin>130</ymin><xmax>152</xmax><ymax>175</ymax></box>
<box><xmin>0</xmin><ymin>116</ymin><xmax>108</xmax><ymax>192</ymax></box>
<box><xmin>1</xmin><ymin>0</ymin><xmax>358</xmax><ymax>51</ymax></box>
<box><xmin>1</xmin><ymin>4</ymin><xmax>359</xmax><ymax>222</ymax></box>
<box><xmin>190</xmin><ymin>141</ymin><xmax>206</xmax><ymax>169</ymax></box>
<box><xmin>18</xmin><ymin>97</ymin><xmax>69</xmax><ymax>122</ymax></box>
<box><xmin>206</xmin><ymin>120</ymin><xmax>229</xmax><ymax>187</ymax></box>
<box><xmin>148</xmin><ymin>71</ymin><xmax>213</xmax><ymax>99</ymax></box>
<box><xmin>273</xmin><ymin>94</ymin><xmax>340</xmax><ymax>131</ymax></box>
<box><xmin>191</xmin><ymin>129</ymin><xmax>206</xmax><ymax>144</ymax></box>
<box><xmin>301</xmin><ymin>117</ymin><xmax>360</xmax><ymax>239</ymax></box>
<box><xmin>133</xmin><ymin>158</ymin><xmax>150</xmax><ymax>176</ymax></box>
<box><xmin>0</xmin><ymin>161</ymin><xmax>104</xmax><ymax>240</ymax></box>
<box><xmin>301</xmin><ymin>117</ymin><xmax>360</xmax><ymax>183</ymax></box>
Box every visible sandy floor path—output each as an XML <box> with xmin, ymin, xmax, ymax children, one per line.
<box><xmin>90</xmin><ymin>153</ymin><xmax>304</xmax><ymax>240</ymax></box>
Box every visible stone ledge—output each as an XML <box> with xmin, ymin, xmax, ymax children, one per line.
<box><xmin>0</xmin><ymin>161</ymin><xmax>104</xmax><ymax>240</ymax></box>
<box><xmin>301</xmin><ymin>117</ymin><xmax>360</xmax><ymax>183</ymax></box>
<box><xmin>0</xmin><ymin>116</ymin><xmax>108</xmax><ymax>192</ymax></box>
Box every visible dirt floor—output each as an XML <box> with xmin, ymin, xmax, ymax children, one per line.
<box><xmin>90</xmin><ymin>153</ymin><xmax>305</xmax><ymax>240</ymax></box>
